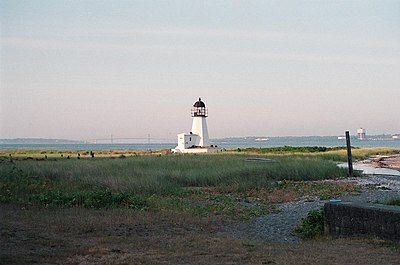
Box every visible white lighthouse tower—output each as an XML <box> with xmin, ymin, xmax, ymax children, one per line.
<box><xmin>191</xmin><ymin>98</ymin><xmax>210</xmax><ymax>146</ymax></box>
<box><xmin>173</xmin><ymin>98</ymin><xmax>221</xmax><ymax>153</ymax></box>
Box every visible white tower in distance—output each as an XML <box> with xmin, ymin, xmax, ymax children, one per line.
<box><xmin>173</xmin><ymin>98</ymin><xmax>221</xmax><ymax>153</ymax></box>
<box><xmin>357</xmin><ymin>128</ymin><xmax>366</xmax><ymax>140</ymax></box>
<box><xmin>191</xmin><ymin>98</ymin><xmax>210</xmax><ymax>147</ymax></box>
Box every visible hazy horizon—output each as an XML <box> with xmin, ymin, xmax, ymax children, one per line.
<box><xmin>1</xmin><ymin>133</ymin><xmax>399</xmax><ymax>142</ymax></box>
<box><xmin>1</xmin><ymin>1</ymin><xmax>399</xmax><ymax>140</ymax></box>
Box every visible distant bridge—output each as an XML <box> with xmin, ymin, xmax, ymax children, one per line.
<box><xmin>84</xmin><ymin>135</ymin><xmax>174</xmax><ymax>144</ymax></box>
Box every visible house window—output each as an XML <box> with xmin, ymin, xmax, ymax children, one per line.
<box><xmin>189</xmin><ymin>137</ymin><xmax>192</xmax><ymax>141</ymax></box>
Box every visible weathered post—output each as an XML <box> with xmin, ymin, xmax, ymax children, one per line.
<box><xmin>345</xmin><ymin>131</ymin><xmax>353</xmax><ymax>177</ymax></box>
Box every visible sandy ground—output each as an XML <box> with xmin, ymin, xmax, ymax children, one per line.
<box><xmin>363</xmin><ymin>154</ymin><xmax>400</xmax><ymax>171</ymax></box>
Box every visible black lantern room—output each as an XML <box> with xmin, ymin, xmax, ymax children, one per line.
<box><xmin>191</xmin><ymin>98</ymin><xmax>208</xmax><ymax>117</ymax></box>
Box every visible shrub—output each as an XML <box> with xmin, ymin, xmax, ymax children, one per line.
<box><xmin>386</xmin><ymin>199</ymin><xmax>400</xmax><ymax>206</ymax></box>
<box><xmin>295</xmin><ymin>209</ymin><xmax>324</xmax><ymax>239</ymax></box>
<box><xmin>29</xmin><ymin>190</ymin><xmax>148</xmax><ymax>209</ymax></box>
<box><xmin>240</xmin><ymin>146</ymin><xmax>347</xmax><ymax>154</ymax></box>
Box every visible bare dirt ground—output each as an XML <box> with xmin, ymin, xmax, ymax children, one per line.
<box><xmin>365</xmin><ymin>155</ymin><xmax>400</xmax><ymax>171</ymax></box>
<box><xmin>1</xmin><ymin>204</ymin><xmax>399</xmax><ymax>265</ymax></box>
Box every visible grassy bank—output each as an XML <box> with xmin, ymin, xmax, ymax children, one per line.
<box><xmin>233</xmin><ymin>146</ymin><xmax>400</xmax><ymax>161</ymax></box>
<box><xmin>0</xmin><ymin>148</ymin><xmax>165</xmax><ymax>158</ymax></box>
<box><xmin>2</xmin><ymin>146</ymin><xmax>399</xmax><ymax>161</ymax></box>
<box><xmin>0</xmin><ymin>154</ymin><xmax>355</xmax><ymax>218</ymax></box>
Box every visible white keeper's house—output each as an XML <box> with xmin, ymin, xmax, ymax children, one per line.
<box><xmin>172</xmin><ymin>98</ymin><xmax>222</xmax><ymax>153</ymax></box>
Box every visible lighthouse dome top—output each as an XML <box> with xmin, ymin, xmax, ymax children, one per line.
<box><xmin>193</xmin><ymin>98</ymin><xmax>206</xmax><ymax>108</ymax></box>
<box><xmin>191</xmin><ymin>98</ymin><xmax>208</xmax><ymax>117</ymax></box>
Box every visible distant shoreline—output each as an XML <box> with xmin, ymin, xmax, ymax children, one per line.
<box><xmin>1</xmin><ymin>135</ymin><xmax>400</xmax><ymax>150</ymax></box>
<box><xmin>1</xmin><ymin>134</ymin><xmax>399</xmax><ymax>145</ymax></box>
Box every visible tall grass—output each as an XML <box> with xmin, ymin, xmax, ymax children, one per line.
<box><xmin>1</xmin><ymin>148</ymin><xmax>395</xmax><ymax>212</ymax></box>
<box><xmin>1</xmin><ymin>155</ymin><xmax>349</xmax><ymax>199</ymax></box>
<box><xmin>234</xmin><ymin>147</ymin><xmax>400</xmax><ymax>162</ymax></box>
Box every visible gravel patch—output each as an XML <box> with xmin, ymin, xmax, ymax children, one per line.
<box><xmin>233</xmin><ymin>189</ymin><xmax>399</xmax><ymax>244</ymax></box>
<box><xmin>232</xmin><ymin>163</ymin><xmax>400</xmax><ymax>244</ymax></box>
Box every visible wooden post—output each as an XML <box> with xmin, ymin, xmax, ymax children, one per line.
<box><xmin>345</xmin><ymin>131</ymin><xmax>353</xmax><ymax>177</ymax></box>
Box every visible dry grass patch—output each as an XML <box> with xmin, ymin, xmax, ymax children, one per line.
<box><xmin>217</xmin><ymin>180</ymin><xmax>360</xmax><ymax>204</ymax></box>
<box><xmin>1</xmin><ymin>204</ymin><xmax>399</xmax><ymax>265</ymax></box>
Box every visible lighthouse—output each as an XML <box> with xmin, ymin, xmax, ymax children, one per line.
<box><xmin>173</xmin><ymin>98</ymin><xmax>221</xmax><ymax>153</ymax></box>
<box><xmin>191</xmin><ymin>98</ymin><xmax>210</xmax><ymax>146</ymax></box>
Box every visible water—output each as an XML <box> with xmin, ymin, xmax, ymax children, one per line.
<box><xmin>1</xmin><ymin>136</ymin><xmax>399</xmax><ymax>150</ymax></box>
<box><xmin>215</xmin><ymin>136</ymin><xmax>400</xmax><ymax>149</ymax></box>
<box><xmin>0</xmin><ymin>143</ymin><xmax>175</xmax><ymax>151</ymax></box>
<box><xmin>338</xmin><ymin>162</ymin><xmax>400</xmax><ymax>177</ymax></box>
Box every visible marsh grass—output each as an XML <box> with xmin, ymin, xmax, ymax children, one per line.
<box><xmin>234</xmin><ymin>147</ymin><xmax>400</xmax><ymax>162</ymax></box>
<box><xmin>1</xmin><ymin>155</ymin><xmax>348</xmax><ymax>194</ymax></box>
<box><xmin>0</xmin><ymin>149</ymin><xmax>165</xmax><ymax>158</ymax></box>
<box><xmin>0</xmin><ymin>154</ymin><xmax>355</xmax><ymax>217</ymax></box>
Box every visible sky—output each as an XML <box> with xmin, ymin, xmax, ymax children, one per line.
<box><xmin>1</xmin><ymin>0</ymin><xmax>399</xmax><ymax>140</ymax></box>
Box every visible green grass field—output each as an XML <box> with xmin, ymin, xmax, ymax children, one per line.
<box><xmin>0</xmin><ymin>151</ymin><xmax>362</xmax><ymax>219</ymax></box>
<box><xmin>2</xmin><ymin>147</ymin><xmax>398</xmax><ymax>218</ymax></box>
<box><xmin>1</xmin><ymin>155</ymin><xmax>350</xmax><ymax>192</ymax></box>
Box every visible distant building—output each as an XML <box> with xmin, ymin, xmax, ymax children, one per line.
<box><xmin>172</xmin><ymin>98</ymin><xmax>221</xmax><ymax>153</ymax></box>
<box><xmin>393</xmin><ymin>134</ymin><xmax>400</xmax><ymax>140</ymax></box>
<box><xmin>357</xmin><ymin>128</ymin><xmax>366</xmax><ymax>140</ymax></box>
